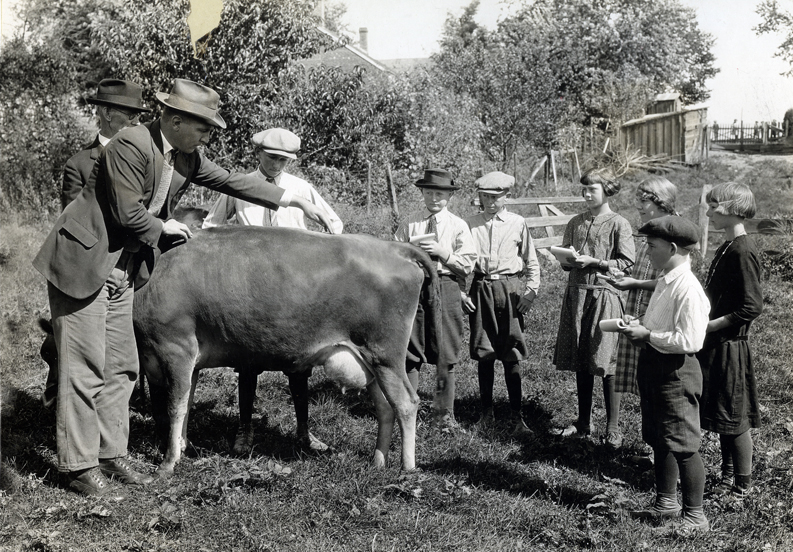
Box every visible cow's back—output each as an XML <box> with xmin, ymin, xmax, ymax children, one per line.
<box><xmin>133</xmin><ymin>226</ymin><xmax>426</xmax><ymax>373</ymax></box>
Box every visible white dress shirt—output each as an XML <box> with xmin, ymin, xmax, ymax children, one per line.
<box><xmin>202</xmin><ymin>169</ymin><xmax>342</xmax><ymax>233</ymax></box>
<box><xmin>394</xmin><ymin>207</ymin><xmax>476</xmax><ymax>280</ymax></box>
<box><xmin>642</xmin><ymin>260</ymin><xmax>710</xmax><ymax>354</ymax></box>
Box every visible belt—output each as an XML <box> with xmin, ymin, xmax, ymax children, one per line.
<box><xmin>438</xmin><ymin>273</ymin><xmax>458</xmax><ymax>282</ymax></box>
<box><xmin>475</xmin><ymin>273</ymin><xmax>519</xmax><ymax>281</ymax></box>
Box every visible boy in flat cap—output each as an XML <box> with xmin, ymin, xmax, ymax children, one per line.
<box><xmin>620</xmin><ymin>216</ymin><xmax>711</xmax><ymax>533</ymax></box>
<box><xmin>203</xmin><ymin>128</ymin><xmax>343</xmax><ymax>233</ymax></box>
<box><xmin>34</xmin><ymin>79</ymin><xmax>335</xmax><ymax>497</ymax></box>
<box><xmin>395</xmin><ymin>168</ymin><xmax>477</xmax><ymax>428</ymax></box>
<box><xmin>203</xmin><ymin>127</ymin><xmax>343</xmax><ymax>454</ymax></box>
<box><xmin>463</xmin><ymin>171</ymin><xmax>540</xmax><ymax>436</ymax></box>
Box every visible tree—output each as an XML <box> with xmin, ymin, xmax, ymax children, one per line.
<box><xmin>0</xmin><ymin>37</ymin><xmax>92</xmax><ymax>213</ymax></box>
<box><xmin>756</xmin><ymin>0</ymin><xmax>793</xmax><ymax>76</ymax></box>
<box><xmin>433</xmin><ymin>2</ymin><xmax>569</xmax><ymax>166</ymax></box>
<box><xmin>432</xmin><ymin>0</ymin><xmax>718</xmax><ymax>163</ymax></box>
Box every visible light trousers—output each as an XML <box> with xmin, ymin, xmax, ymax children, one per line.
<box><xmin>48</xmin><ymin>258</ymin><xmax>139</xmax><ymax>472</ymax></box>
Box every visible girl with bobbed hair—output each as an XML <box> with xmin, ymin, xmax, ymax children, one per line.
<box><xmin>698</xmin><ymin>182</ymin><xmax>762</xmax><ymax>498</ymax></box>
<box><xmin>553</xmin><ymin>168</ymin><xmax>635</xmax><ymax>444</ymax></box>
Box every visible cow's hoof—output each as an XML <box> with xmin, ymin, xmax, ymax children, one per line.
<box><xmin>298</xmin><ymin>432</ymin><xmax>329</xmax><ymax>453</ymax></box>
<box><xmin>154</xmin><ymin>467</ymin><xmax>174</xmax><ymax>480</ymax></box>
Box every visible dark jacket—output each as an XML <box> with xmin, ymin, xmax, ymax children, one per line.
<box><xmin>34</xmin><ymin>120</ymin><xmax>285</xmax><ymax>299</ymax></box>
<box><xmin>61</xmin><ymin>136</ymin><xmax>103</xmax><ymax>210</ymax></box>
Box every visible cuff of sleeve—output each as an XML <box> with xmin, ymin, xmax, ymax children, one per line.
<box><xmin>278</xmin><ymin>189</ymin><xmax>293</xmax><ymax>208</ymax></box>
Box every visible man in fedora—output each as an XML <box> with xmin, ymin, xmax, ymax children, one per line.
<box><xmin>202</xmin><ymin>127</ymin><xmax>343</xmax><ymax>455</ymax></box>
<box><xmin>33</xmin><ymin>78</ymin><xmax>334</xmax><ymax>496</ymax></box>
<box><xmin>40</xmin><ymin>79</ymin><xmax>151</xmax><ymax>410</ymax></box>
<box><xmin>61</xmin><ymin>79</ymin><xmax>151</xmax><ymax>209</ymax></box>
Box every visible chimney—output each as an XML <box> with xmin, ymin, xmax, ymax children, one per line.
<box><xmin>359</xmin><ymin>27</ymin><xmax>368</xmax><ymax>53</ymax></box>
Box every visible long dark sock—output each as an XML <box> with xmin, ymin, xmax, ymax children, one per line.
<box><xmin>478</xmin><ymin>360</ymin><xmax>496</xmax><ymax>411</ymax></box>
<box><xmin>674</xmin><ymin>451</ymin><xmax>706</xmax><ymax>509</ymax></box>
<box><xmin>732</xmin><ymin>430</ymin><xmax>753</xmax><ymax>476</ymax></box>
<box><xmin>576</xmin><ymin>370</ymin><xmax>594</xmax><ymax>429</ymax></box>
<box><xmin>238</xmin><ymin>369</ymin><xmax>258</xmax><ymax>427</ymax></box>
<box><xmin>503</xmin><ymin>361</ymin><xmax>523</xmax><ymax>413</ymax></box>
<box><xmin>603</xmin><ymin>374</ymin><xmax>621</xmax><ymax>434</ymax></box>
<box><xmin>654</xmin><ymin>448</ymin><xmax>679</xmax><ymax>496</ymax></box>
<box><xmin>719</xmin><ymin>434</ymin><xmax>736</xmax><ymax>480</ymax></box>
<box><xmin>733</xmin><ymin>430</ymin><xmax>753</xmax><ymax>489</ymax></box>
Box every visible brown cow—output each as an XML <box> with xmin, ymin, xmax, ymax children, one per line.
<box><xmin>135</xmin><ymin>225</ymin><xmax>438</xmax><ymax>478</ymax></box>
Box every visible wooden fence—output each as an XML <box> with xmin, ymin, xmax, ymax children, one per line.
<box><xmin>617</xmin><ymin>107</ymin><xmax>709</xmax><ymax>165</ymax></box>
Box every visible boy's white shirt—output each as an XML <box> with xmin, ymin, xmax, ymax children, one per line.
<box><xmin>642</xmin><ymin>259</ymin><xmax>710</xmax><ymax>354</ymax></box>
<box><xmin>394</xmin><ymin>206</ymin><xmax>476</xmax><ymax>280</ymax></box>
<box><xmin>202</xmin><ymin>169</ymin><xmax>343</xmax><ymax>234</ymax></box>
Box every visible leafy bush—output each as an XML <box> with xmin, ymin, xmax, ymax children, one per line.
<box><xmin>0</xmin><ymin>38</ymin><xmax>92</xmax><ymax>217</ymax></box>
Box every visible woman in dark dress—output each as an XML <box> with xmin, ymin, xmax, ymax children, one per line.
<box><xmin>698</xmin><ymin>182</ymin><xmax>763</xmax><ymax>497</ymax></box>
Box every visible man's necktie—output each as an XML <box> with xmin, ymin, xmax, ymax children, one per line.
<box><xmin>148</xmin><ymin>150</ymin><xmax>175</xmax><ymax>216</ymax></box>
<box><xmin>426</xmin><ymin>214</ymin><xmax>439</xmax><ymax>266</ymax></box>
<box><xmin>263</xmin><ymin>176</ymin><xmax>276</xmax><ymax>226</ymax></box>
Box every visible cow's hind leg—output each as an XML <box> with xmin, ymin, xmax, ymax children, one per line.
<box><xmin>154</xmin><ymin>371</ymin><xmax>193</xmax><ymax>479</ymax></box>
<box><xmin>286</xmin><ymin>370</ymin><xmax>328</xmax><ymax>452</ymax></box>
<box><xmin>369</xmin><ymin>366</ymin><xmax>419</xmax><ymax>470</ymax></box>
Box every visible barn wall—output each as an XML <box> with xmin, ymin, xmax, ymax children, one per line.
<box><xmin>617</xmin><ymin>107</ymin><xmax>708</xmax><ymax>165</ymax></box>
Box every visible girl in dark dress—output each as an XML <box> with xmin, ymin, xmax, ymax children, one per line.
<box><xmin>698</xmin><ymin>182</ymin><xmax>763</xmax><ymax>497</ymax></box>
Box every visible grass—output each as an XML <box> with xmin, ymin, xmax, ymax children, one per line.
<box><xmin>2</xmin><ymin>155</ymin><xmax>793</xmax><ymax>551</ymax></box>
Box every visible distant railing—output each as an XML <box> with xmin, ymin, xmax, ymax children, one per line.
<box><xmin>711</xmin><ymin>122</ymin><xmax>786</xmax><ymax>144</ymax></box>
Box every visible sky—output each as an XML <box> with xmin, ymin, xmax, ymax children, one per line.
<box><xmin>2</xmin><ymin>0</ymin><xmax>793</xmax><ymax>124</ymax></box>
<box><xmin>338</xmin><ymin>0</ymin><xmax>793</xmax><ymax>125</ymax></box>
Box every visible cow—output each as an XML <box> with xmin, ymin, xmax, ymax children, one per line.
<box><xmin>134</xmin><ymin>225</ymin><xmax>438</xmax><ymax>478</ymax></box>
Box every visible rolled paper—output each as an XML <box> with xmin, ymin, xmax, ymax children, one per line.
<box><xmin>409</xmin><ymin>233</ymin><xmax>436</xmax><ymax>244</ymax></box>
<box><xmin>599</xmin><ymin>318</ymin><xmax>627</xmax><ymax>332</ymax></box>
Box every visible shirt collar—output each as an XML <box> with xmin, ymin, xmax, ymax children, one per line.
<box><xmin>258</xmin><ymin>167</ymin><xmax>281</xmax><ymax>185</ymax></box>
<box><xmin>492</xmin><ymin>208</ymin><xmax>509</xmax><ymax>222</ymax></box>
<box><xmin>660</xmin><ymin>258</ymin><xmax>691</xmax><ymax>283</ymax></box>
<box><xmin>160</xmin><ymin>131</ymin><xmax>174</xmax><ymax>157</ymax></box>
<box><xmin>97</xmin><ymin>133</ymin><xmax>112</xmax><ymax>147</ymax></box>
<box><xmin>424</xmin><ymin>207</ymin><xmax>448</xmax><ymax>220</ymax></box>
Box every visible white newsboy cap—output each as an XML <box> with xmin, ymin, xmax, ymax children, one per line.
<box><xmin>475</xmin><ymin>171</ymin><xmax>515</xmax><ymax>194</ymax></box>
<box><xmin>251</xmin><ymin>128</ymin><xmax>300</xmax><ymax>159</ymax></box>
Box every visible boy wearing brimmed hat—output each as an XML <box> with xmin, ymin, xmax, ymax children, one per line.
<box><xmin>463</xmin><ymin>171</ymin><xmax>539</xmax><ymax>436</ymax></box>
<box><xmin>34</xmin><ymin>78</ymin><xmax>336</xmax><ymax>496</ymax></box>
<box><xmin>619</xmin><ymin>216</ymin><xmax>711</xmax><ymax>533</ymax></box>
<box><xmin>203</xmin><ymin>127</ymin><xmax>343</xmax><ymax>455</ymax></box>
<box><xmin>395</xmin><ymin>168</ymin><xmax>476</xmax><ymax>428</ymax></box>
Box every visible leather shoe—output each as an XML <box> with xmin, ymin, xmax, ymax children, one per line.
<box><xmin>99</xmin><ymin>457</ymin><xmax>153</xmax><ymax>485</ymax></box>
<box><xmin>67</xmin><ymin>467</ymin><xmax>113</xmax><ymax>496</ymax></box>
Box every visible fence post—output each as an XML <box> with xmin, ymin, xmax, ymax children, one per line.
<box><xmin>699</xmin><ymin>184</ymin><xmax>714</xmax><ymax>256</ymax></box>
<box><xmin>366</xmin><ymin>160</ymin><xmax>372</xmax><ymax>215</ymax></box>
<box><xmin>386</xmin><ymin>164</ymin><xmax>399</xmax><ymax>234</ymax></box>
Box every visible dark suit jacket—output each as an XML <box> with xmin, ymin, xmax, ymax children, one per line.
<box><xmin>34</xmin><ymin>120</ymin><xmax>286</xmax><ymax>299</ymax></box>
<box><xmin>61</xmin><ymin>136</ymin><xmax>103</xmax><ymax>210</ymax></box>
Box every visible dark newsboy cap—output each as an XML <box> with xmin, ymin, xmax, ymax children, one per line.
<box><xmin>87</xmin><ymin>79</ymin><xmax>150</xmax><ymax>112</ymax></box>
<box><xmin>637</xmin><ymin>215</ymin><xmax>700</xmax><ymax>249</ymax></box>
<box><xmin>415</xmin><ymin>168</ymin><xmax>458</xmax><ymax>190</ymax></box>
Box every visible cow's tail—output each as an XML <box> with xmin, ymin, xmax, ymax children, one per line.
<box><xmin>412</xmin><ymin>249</ymin><xmax>443</xmax><ymax>353</ymax></box>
